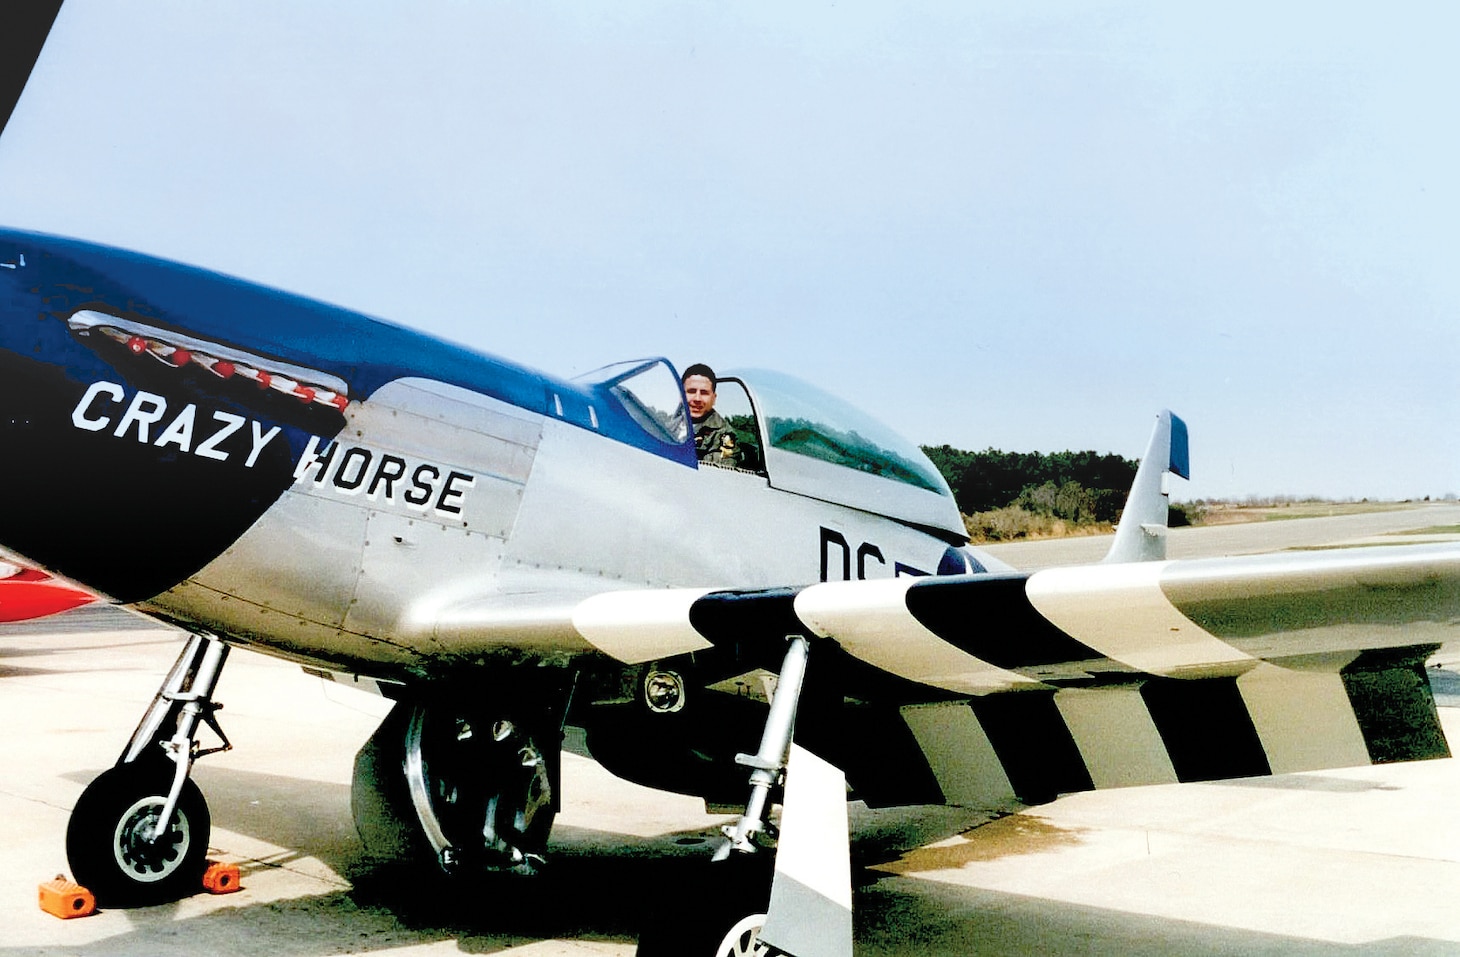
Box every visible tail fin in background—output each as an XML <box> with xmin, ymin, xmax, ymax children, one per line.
<box><xmin>1104</xmin><ymin>410</ymin><xmax>1189</xmax><ymax>564</ymax></box>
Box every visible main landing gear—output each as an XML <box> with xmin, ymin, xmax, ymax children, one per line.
<box><xmin>638</xmin><ymin>634</ymin><xmax>853</xmax><ymax>957</ymax></box>
<box><xmin>351</xmin><ymin>688</ymin><xmax>569</xmax><ymax>878</ymax></box>
<box><xmin>66</xmin><ymin>632</ymin><xmax>231</xmax><ymax>906</ymax></box>
<box><xmin>67</xmin><ymin>627</ymin><xmax>571</xmax><ymax>906</ymax></box>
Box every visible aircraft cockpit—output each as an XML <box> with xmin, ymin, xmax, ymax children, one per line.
<box><xmin>722</xmin><ymin>368</ymin><xmax>964</xmax><ymax>538</ymax></box>
<box><xmin>574</xmin><ymin>358</ymin><xmax>691</xmax><ymax>451</ymax></box>
<box><xmin>577</xmin><ymin>360</ymin><xmax>964</xmax><ymax>540</ymax></box>
<box><xmin>691</xmin><ymin>375</ymin><xmax>766</xmax><ymax>475</ymax></box>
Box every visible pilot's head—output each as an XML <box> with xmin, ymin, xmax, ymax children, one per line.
<box><xmin>681</xmin><ymin>363</ymin><xmax>717</xmax><ymax>421</ymax></box>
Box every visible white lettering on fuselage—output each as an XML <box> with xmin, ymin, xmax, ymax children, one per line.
<box><xmin>293</xmin><ymin>435</ymin><xmax>476</xmax><ymax>520</ymax></box>
<box><xmin>70</xmin><ymin>379</ymin><xmax>278</xmax><ymax>467</ymax></box>
<box><xmin>68</xmin><ymin>379</ymin><xmax>475</xmax><ymax>519</ymax></box>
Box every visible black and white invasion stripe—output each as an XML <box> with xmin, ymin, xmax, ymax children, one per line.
<box><xmin>568</xmin><ymin>543</ymin><xmax>1460</xmax><ymax>806</ymax></box>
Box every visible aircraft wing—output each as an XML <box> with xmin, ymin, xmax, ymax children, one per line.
<box><xmin>438</xmin><ymin>541</ymin><xmax>1460</xmax><ymax>808</ymax></box>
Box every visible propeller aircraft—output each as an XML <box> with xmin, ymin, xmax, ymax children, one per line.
<box><xmin>4</xmin><ymin>9</ymin><xmax>1460</xmax><ymax>955</ymax></box>
<box><xmin>2</xmin><ymin>227</ymin><xmax>1459</xmax><ymax>957</ymax></box>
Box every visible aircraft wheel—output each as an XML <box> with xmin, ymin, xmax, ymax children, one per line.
<box><xmin>637</xmin><ymin>856</ymin><xmax>777</xmax><ymax>957</ymax></box>
<box><xmin>710</xmin><ymin>913</ymin><xmax>773</xmax><ymax>957</ymax></box>
<box><xmin>354</xmin><ymin>702</ymin><xmax>558</xmax><ymax>874</ymax></box>
<box><xmin>65</xmin><ymin>760</ymin><xmax>211</xmax><ymax>906</ymax></box>
<box><xmin>406</xmin><ymin>704</ymin><xmax>557</xmax><ymax>872</ymax></box>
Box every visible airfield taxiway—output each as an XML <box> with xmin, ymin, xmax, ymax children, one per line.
<box><xmin>4</xmin><ymin>504</ymin><xmax>1460</xmax><ymax>955</ymax></box>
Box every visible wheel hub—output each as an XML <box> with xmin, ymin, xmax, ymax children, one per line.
<box><xmin>717</xmin><ymin>913</ymin><xmax>772</xmax><ymax>957</ymax></box>
<box><xmin>113</xmin><ymin>797</ymin><xmax>189</xmax><ymax>880</ymax></box>
<box><xmin>403</xmin><ymin>705</ymin><xmax>555</xmax><ymax>875</ymax></box>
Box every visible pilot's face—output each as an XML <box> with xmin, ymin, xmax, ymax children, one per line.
<box><xmin>684</xmin><ymin>375</ymin><xmax>716</xmax><ymax>420</ymax></box>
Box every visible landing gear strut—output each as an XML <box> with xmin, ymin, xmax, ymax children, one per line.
<box><xmin>639</xmin><ymin>634</ymin><xmax>814</xmax><ymax>957</ymax></box>
<box><xmin>66</xmin><ymin>632</ymin><xmax>231</xmax><ymax>906</ymax></box>
<box><xmin>714</xmin><ymin>634</ymin><xmax>811</xmax><ymax>862</ymax></box>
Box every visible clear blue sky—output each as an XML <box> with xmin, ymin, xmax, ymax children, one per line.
<box><xmin>2</xmin><ymin>1</ymin><xmax>1456</xmax><ymax>501</ymax></box>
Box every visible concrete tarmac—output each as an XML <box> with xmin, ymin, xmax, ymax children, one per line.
<box><xmin>4</xmin><ymin>509</ymin><xmax>1460</xmax><ymax>955</ymax></box>
<box><xmin>983</xmin><ymin>501</ymin><xmax>1460</xmax><ymax>569</ymax></box>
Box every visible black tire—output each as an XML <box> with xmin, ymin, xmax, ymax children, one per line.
<box><xmin>66</xmin><ymin>760</ymin><xmax>211</xmax><ymax>907</ymax></box>
<box><xmin>353</xmin><ymin>702</ymin><xmax>557</xmax><ymax>875</ymax></box>
<box><xmin>637</xmin><ymin>855</ymin><xmax>778</xmax><ymax>957</ymax></box>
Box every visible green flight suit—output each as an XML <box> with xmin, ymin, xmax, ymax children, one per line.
<box><xmin>693</xmin><ymin>410</ymin><xmax>744</xmax><ymax>468</ymax></box>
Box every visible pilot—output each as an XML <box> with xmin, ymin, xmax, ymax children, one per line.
<box><xmin>682</xmin><ymin>363</ymin><xmax>743</xmax><ymax>468</ymax></box>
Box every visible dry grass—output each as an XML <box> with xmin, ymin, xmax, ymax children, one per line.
<box><xmin>1195</xmin><ymin>500</ymin><xmax>1423</xmax><ymax>525</ymax></box>
<box><xmin>964</xmin><ymin>498</ymin><xmax>1430</xmax><ymax>542</ymax></box>
<box><xmin>963</xmin><ymin>505</ymin><xmax>1115</xmax><ymax>543</ymax></box>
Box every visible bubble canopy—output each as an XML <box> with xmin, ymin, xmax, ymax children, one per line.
<box><xmin>725</xmin><ymin>369</ymin><xmax>965</xmax><ymax>540</ymax></box>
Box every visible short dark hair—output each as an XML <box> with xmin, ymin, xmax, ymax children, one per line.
<box><xmin>681</xmin><ymin>363</ymin><xmax>717</xmax><ymax>386</ymax></box>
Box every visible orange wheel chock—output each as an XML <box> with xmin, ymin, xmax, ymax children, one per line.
<box><xmin>38</xmin><ymin>875</ymin><xmax>95</xmax><ymax>919</ymax></box>
<box><xmin>202</xmin><ymin>860</ymin><xmax>241</xmax><ymax>894</ymax></box>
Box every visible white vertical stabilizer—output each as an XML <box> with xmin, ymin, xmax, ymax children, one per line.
<box><xmin>1104</xmin><ymin>410</ymin><xmax>1189</xmax><ymax>564</ymax></box>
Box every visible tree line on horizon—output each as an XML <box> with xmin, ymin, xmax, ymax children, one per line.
<box><xmin>917</xmin><ymin>443</ymin><xmax>1446</xmax><ymax>542</ymax></box>
<box><xmin>922</xmin><ymin>445</ymin><xmax>1138</xmax><ymax>518</ymax></box>
<box><xmin>920</xmin><ymin>444</ymin><xmax>1141</xmax><ymax>539</ymax></box>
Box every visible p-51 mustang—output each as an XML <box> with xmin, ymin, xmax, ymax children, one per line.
<box><xmin>2</xmin><ymin>229</ymin><xmax>1458</xmax><ymax>957</ymax></box>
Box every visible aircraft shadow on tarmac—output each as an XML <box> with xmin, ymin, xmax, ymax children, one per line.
<box><xmin>64</xmin><ymin>764</ymin><xmax>997</xmax><ymax>892</ymax></box>
<box><xmin>35</xmin><ymin>764</ymin><xmax>1460</xmax><ymax>956</ymax></box>
<box><xmin>7</xmin><ymin>855</ymin><xmax>1456</xmax><ymax>956</ymax></box>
